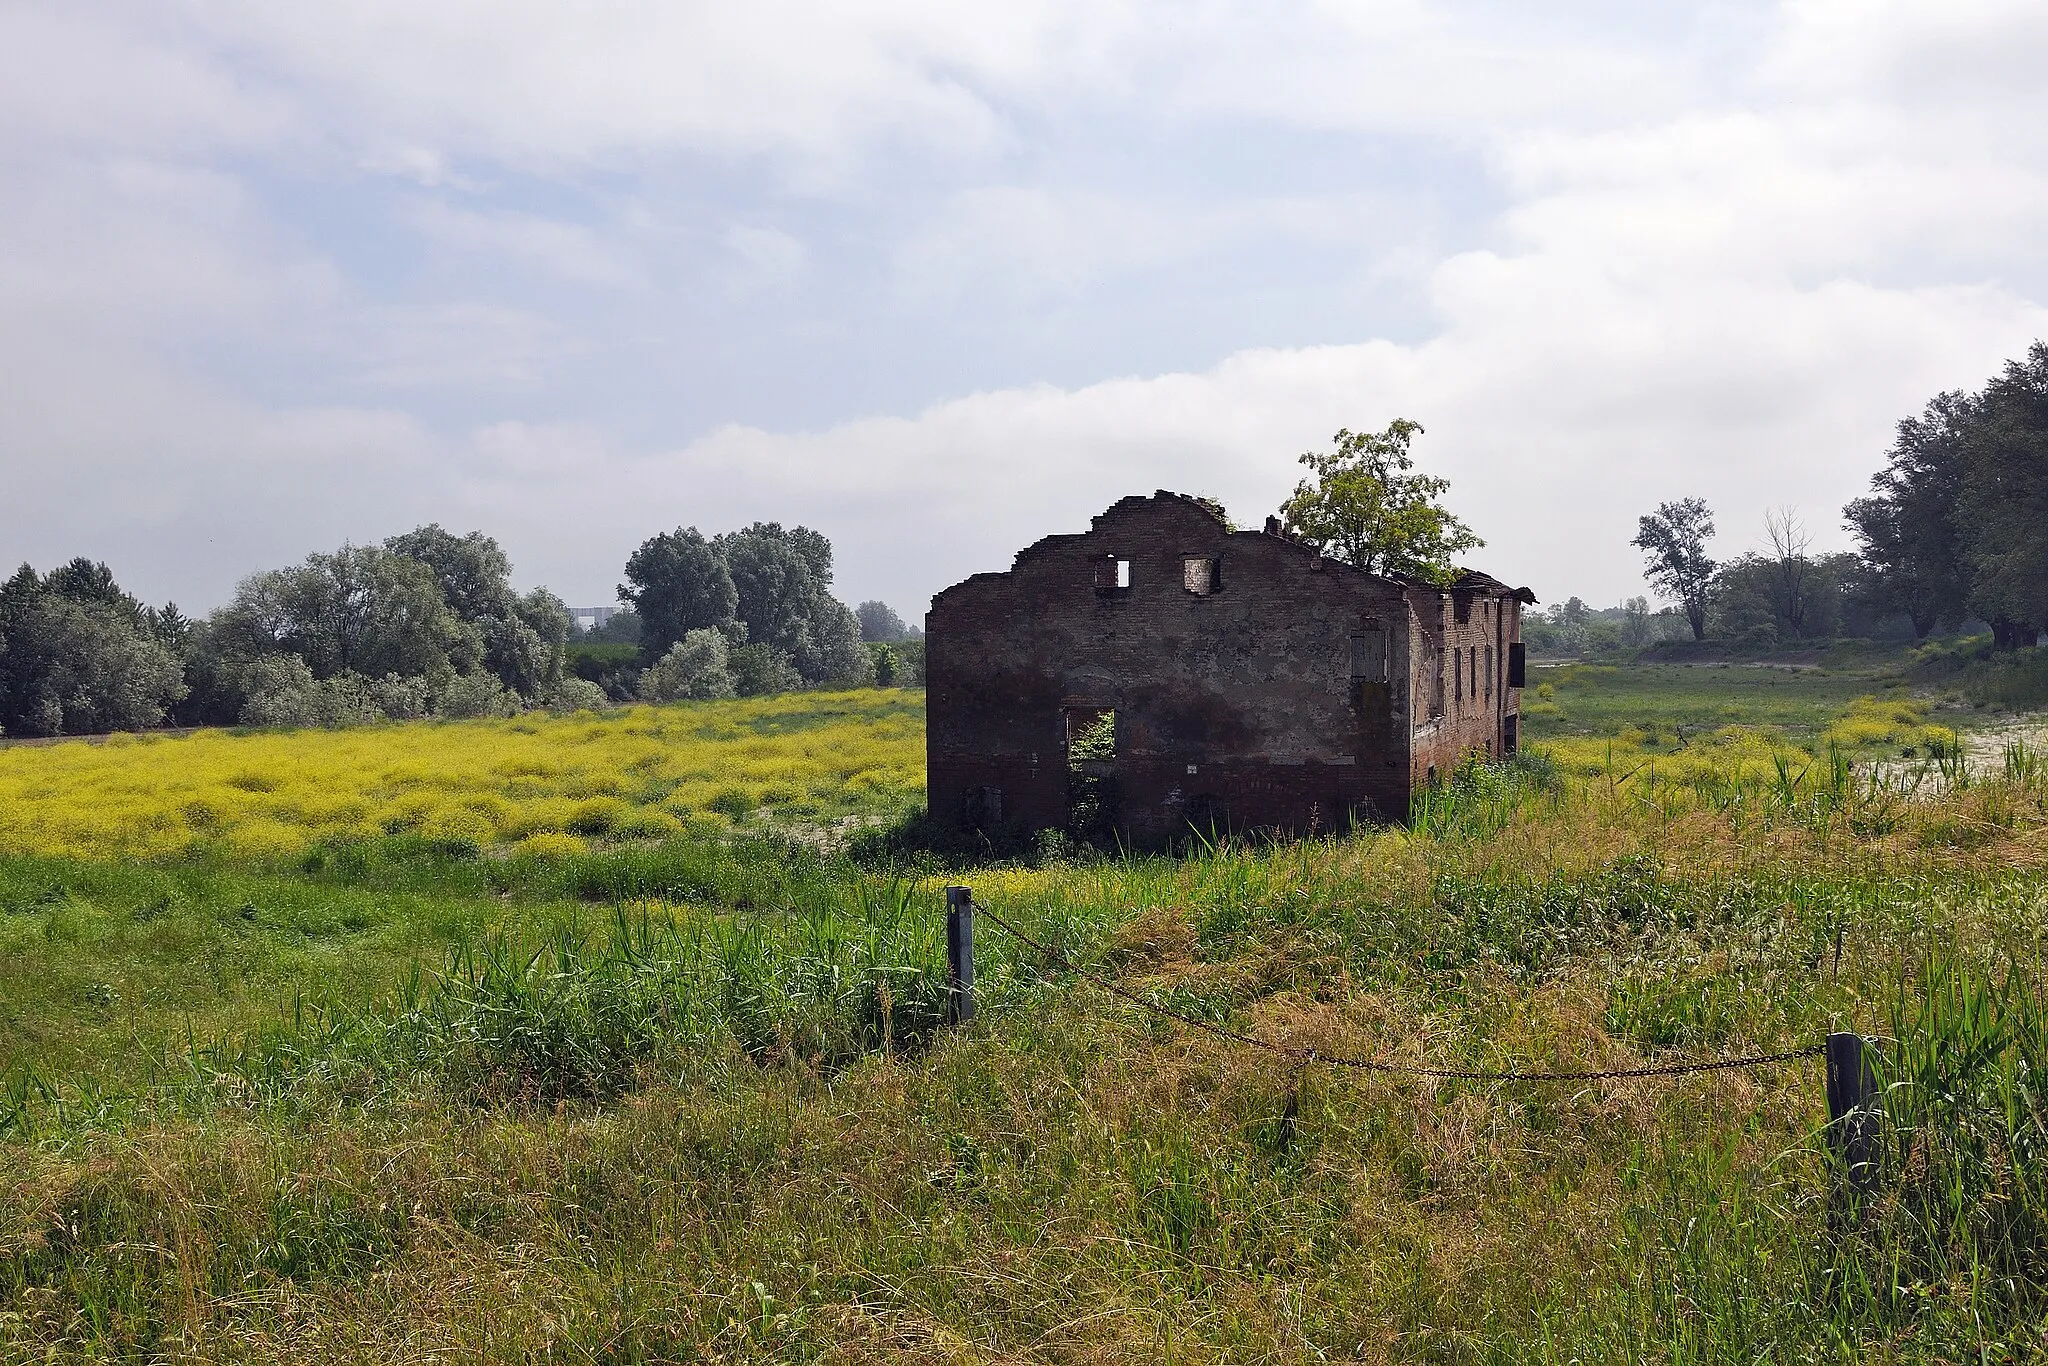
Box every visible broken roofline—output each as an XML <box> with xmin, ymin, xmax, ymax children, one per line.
<box><xmin>947</xmin><ymin>489</ymin><xmax>1538</xmax><ymax>606</ymax></box>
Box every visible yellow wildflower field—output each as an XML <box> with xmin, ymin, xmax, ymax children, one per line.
<box><xmin>0</xmin><ymin>691</ymin><xmax>924</xmax><ymax>862</ymax></box>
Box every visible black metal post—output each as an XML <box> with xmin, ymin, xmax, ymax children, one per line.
<box><xmin>1826</xmin><ymin>1031</ymin><xmax>1878</xmax><ymax>1197</ymax></box>
<box><xmin>945</xmin><ymin>885</ymin><xmax>975</xmax><ymax>1027</ymax></box>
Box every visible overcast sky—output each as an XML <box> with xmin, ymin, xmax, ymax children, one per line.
<box><xmin>4</xmin><ymin>2</ymin><xmax>2046</xmax><ymax>619</ymax></box>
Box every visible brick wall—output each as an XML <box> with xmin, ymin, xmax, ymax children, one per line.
<box><xmin>928</xmin><ymin>492</ymin><xmax>1524</xmax><ymax>845</ymax></box>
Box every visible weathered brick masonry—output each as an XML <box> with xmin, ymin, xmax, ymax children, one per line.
<box><xmin>927</xmin><ymin>492</ymin><xmax>1533</xmax><ymax>845</ymax></box>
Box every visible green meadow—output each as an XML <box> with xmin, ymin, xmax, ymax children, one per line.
<box><xmin>2</xmin><ymin>679</ymin><xmax>2045</xmax><ymax>1362</ymax></box>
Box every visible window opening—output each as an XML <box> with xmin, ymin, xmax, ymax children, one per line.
<box><xmin>1093</xmin><ymin>556</ymin><xmax>1131</xmax><ymax>593</ymax></box>
<box><xmin>1182</xmin><ymin>557</ymin><xmax>1219</xmax><ymax>595</ymax></box>
<box><xmin>1484</xmin><ymin>645</ymin><xmax>1494</xmax><ymax>701</ymax></box>
<box><xmin>1454</xmin><ymin>646</ymin><xmax>1464</xmax><ymax>706</ymax></box>
<box><xmin>1064</xmin><ymin>707</ymin><xmax>1119</xmax><ymax>847</ymax></box>
<box><xmin>964</xmin><ymin>786</ymin><xmax>1003</xmax><ymax>830</ymax></box>
<box><xmin>1507</xmin><ymin>642</ymin><xmax>1526</xmax><ymax>688</ymax></box>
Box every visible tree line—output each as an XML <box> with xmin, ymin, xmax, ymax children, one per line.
<box><xmin>0</xmin><ymin>521</ymin><xmax>910</xmax><ymax>738</ymax></box>
<box><xmin>1629</xmin><ymin>342</ymin><xmax>2048</xmax><ymax>651</ymax></box>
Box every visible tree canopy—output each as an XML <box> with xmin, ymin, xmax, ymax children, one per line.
<box><xmin>0</xmin><ymin>561</ymin><xmax>186</xmax><ymax>736</ymax></box>
<box><xmin>621</xmin><ymin>522</ymin><xmax>871</xmax><ymax>687</ymax></box>
<box><xmin>1845</xmin><ymin>341</ymin><xmax>2048</xmax><ymax>648</ymax></box>
<box><xmin>1276</xmin><ymin>420</ymin><xmax>1482</xmax><ymax>583</ymax></box>
<box><xmin>1631</xmin><ymin>498</ymin><xmax>1718</xmax><ymax>641</ymax></box>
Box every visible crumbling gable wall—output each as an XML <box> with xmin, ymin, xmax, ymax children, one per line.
<box><xmin>928</xmin><ymin>492</ymin><xmax>1426</xmax><ymax>843</ymax></box>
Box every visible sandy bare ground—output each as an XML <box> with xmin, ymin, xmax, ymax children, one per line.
<box><xmin>1961</xmin><ymin>712</ymin><xmax>2048</xmax><ymax>773</ymax></box>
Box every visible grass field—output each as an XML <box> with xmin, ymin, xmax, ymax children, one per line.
<box><xmin>3</xmin><ymin>680</ymin><xmax>2046</xmax><ymax>1361</ymax></box>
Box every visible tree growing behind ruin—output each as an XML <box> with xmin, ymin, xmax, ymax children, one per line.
<box><xmin>1277</xmin><ymin>420</ymin><xmax>1483</xmax><ymax>583</ymax></box>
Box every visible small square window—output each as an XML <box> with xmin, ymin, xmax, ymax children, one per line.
<box><xmin>1093</xmin><ymin>556</ymin><xmax>1131</xmax><ymax>593</ymax></box>
<box><xmin>1182</xmin><ymin>557</ymin><xmax>1218</xmax><ymax>595</ymax></box>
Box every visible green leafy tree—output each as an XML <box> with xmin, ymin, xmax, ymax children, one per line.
<box><xmin>385</xmin><ymin>525</ymin><xmax>570</xmax><ymax>694</ymax></box>
<box><xmin>212</xmin><ymin>544</ymin><xmax>478</xmax><ymax>682</ymax></box>
<box><xmin>0</xmin><ymin>561</ymin><xmax>186</xmax><ymax>736</ymax></box>
<box><xmin>1632</xmin><ymin>498</ymin><xmax>1718</xmax><ymax>641</ymax></box>
<box><xmin>1621</xmin><ymin>597</ymin><xmax>1652</xmax><ymax>648</ymax></box>
<box><xmin>1277</xmin><ymin>420</ymin><xmax>1483</xmax><ymax>583</ymax></box>
<box><xmin>382</xmin><ymin>525</ymin><xmax>512</xmax><ymax>622</ymax></box>
<box><xmin>856</xmin><ymin>600</ymin><xmax>916</xmax><ymax>642</ymax></box>
<box><xmin>619</xmin><ymin>528</ymin><xmax>739</xmax><ymax>663</ymax></box>
<box><xmin>1958</xmin><ymin>342</ymin><xmax>2048</xmax><ymax>648</ymax></box>
<box><xmin>1844</xmin><ymin>391</ymin><xmax>1974</xmax><ymax>639</ymax></box>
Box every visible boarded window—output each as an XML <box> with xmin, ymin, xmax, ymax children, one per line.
<box><xmin>1349</xmin><ymin>628</ymin><xmax>1386</xmax><ymax>682</ymax></box>
<box><xmin>1182</xmin><ymin>557</ymin><xmax>1218</xmax><ymax>595</ymax></box>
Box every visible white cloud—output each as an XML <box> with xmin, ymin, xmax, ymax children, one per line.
<box><xmin>721</xmin><ymin>225</ymin><xmax>808</xmax><ymax>295</ymax></box>
<box><xmin>1</xmin><ymin>0</ymin><xmax>2045</xmax><ymax>624</ymax></box>
<box><xmin>403</xmin><ymin>200</ymin><xmax>644</xmax><ymax>288</ymax></box>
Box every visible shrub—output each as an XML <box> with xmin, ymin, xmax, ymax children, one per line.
<box><xmin>566</xmin><ymin>797</ymin><xmax>630</xmax><ymax>837</ymax></box>
<box><xmin>435</xmin><ymin>672</ymin><xmax>518</xmax><ymax>719</ymax></box>
<box><xmin>729</xmin><ymin>643</ymin><xmax>801</xmax><ymax>697</ymax></box>
<box><xmin>236</xmin><ymin>655</ymin><xmax>320</xmax><ymax>727</ymax></box>
<box><xmin>542</xmin><ymin>677</ymin><xmax>611</xmax><ymax>713</ymax></box>
<box><xmin>513</xmin><ymin>832</ymin><xmax>588</xmax><ymax>860</ymax></box>
<box><xmin>638</xmin><ymin>629</ymin><xmax>737</xmax><ymax>702</ymax></box>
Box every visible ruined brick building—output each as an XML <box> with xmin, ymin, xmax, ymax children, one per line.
<box><xmin>926</xmin><ymin>491</ymin><xmax>1535</xmax><ymax>843</ymax></box>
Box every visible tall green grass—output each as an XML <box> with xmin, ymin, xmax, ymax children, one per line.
<box><xmin>5</xmin><ymin>750</ymin><xmax>2048</xmax><ymax>1360</ymax></box>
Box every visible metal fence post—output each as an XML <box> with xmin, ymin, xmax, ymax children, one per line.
<box><xmin>945</xmin><ymin>886</ymin><xmax>975</xmax><ymax>1027</ymax></box>
<box><xmin>1826</xmin><ymin>1031</ymin><xmax>1878</xmax><ymax>1197</ymax></box>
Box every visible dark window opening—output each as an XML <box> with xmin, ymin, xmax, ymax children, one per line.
<box><xmin>1507</xmin><ymin>641</ymin><xmax>1527</xmax><ymax>688</ymax></box>
<box><xmin>1092</xmin><ymin>556</ymin><xmax>1131</xmax><ymax>594</ymax></box>
<box><xmin>1183</xmin><ymin>792</ymin><xmax>1225</xmax><ymax>839</ymax></box>
<box><xmin>964</xmin><ymin>786</ymin><xmax>1003</xmax><ymax>829</ymax></box>
<box><xmin>1455</xmin><ymin>647</ymin><xmax>1464</xmax><ymax>706</ymax></box>
<box><xmin>1182</xmin><ymin>557</ymin><xmax>1219</xmax><ymax>595</ymax></box>
<box><xmin>1485</xmin><ymin>645</ymin><xmax>1495</xmax><ymax>701</ymax></box>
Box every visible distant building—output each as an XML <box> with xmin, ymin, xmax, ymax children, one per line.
<box><xmin>926</xmin><ymin>491</ymin><xmax>1535</xmax><ymax>844</ymax></box>
<box><xmin>569</xmin><ymin>606</ymin><xmax>618</xmax><ymax>631</ymax></box>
